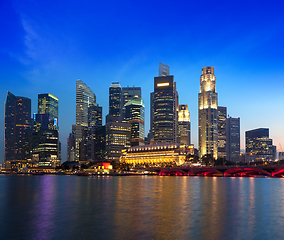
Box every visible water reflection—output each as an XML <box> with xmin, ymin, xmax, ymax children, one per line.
<box><xmin>1</xmin><ymin>175</ymin><xmax>284</xmax><ymax>239</ymax></box>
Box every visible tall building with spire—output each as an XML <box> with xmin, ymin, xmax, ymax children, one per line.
<box><xmin>75</xmin><ymin>80</ymin><xmax>95</xmax><ymax>162</ymax></box>
<box><xmin>198</xmin><ymin>67</ymin><xmax>218</xmax><ymax>159</ymax></box>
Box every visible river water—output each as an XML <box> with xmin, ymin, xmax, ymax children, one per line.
<box><xmin>0</xmin><ymin>175</ymin><xmax>284</xmax><ymax>240</ymax></box>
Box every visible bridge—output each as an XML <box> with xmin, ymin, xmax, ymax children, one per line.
<box><xmin>141</xmin><ymin>165</ymin><xmax>284</xmax><ymax>177</ymax></box>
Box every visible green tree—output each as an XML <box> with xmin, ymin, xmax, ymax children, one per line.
<box><xmin>201</xmin><ymin>154</ymin><xmax>214</xmax><ymax>166</ymax></box>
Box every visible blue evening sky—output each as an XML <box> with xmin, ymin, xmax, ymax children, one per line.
<box><xmin>1</xmin><ymin>0</ymin><xmax>284</xmax><ymax>162</ymax></box>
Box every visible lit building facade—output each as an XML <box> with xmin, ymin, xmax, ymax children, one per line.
<box><xmin>153</xmin><ymin>63</ymin><xmax>178</xmax><ymax>143</ymax></box>
<box><xmin>67</xmin><ymin>125</ymin><xmax>76</xmax><ymax>162</ymax></box>
<box><xmin>4</xmin><ymin>91</ymin><xmax>32</xmax><ymax>162</ymax></box>
<box><xmin>125</xmin><ymin>97</ymin><xmax>145</xmax><ymax>146</ymax></box>
<box><xmin>32</xmin><ymin>128</ymin><xmax>60</xmax><ymax>167</ymax></box>
<box><xmin>76</xmin><ymin>80</ymin><xmax>95</xmax><ymax>162</ymax></box>
<box><xmin>105</xmin><ymin>121</ymin><xmax>131</xmax><ymax>161</ymax></box>
<box><xmin>122</xmin><ymin>86</ymin><xmax>141</xmax><ymax>120</ymax></box>
<box><xmin>94</xmin><ymin>126</ymin><xmax>106</xmax><ymax>160</ymax></box>
<box><xmin>217</xmin><ymin>106</ymin><xmax>227</xmax><ymax>159</ymax></box>
<box><xmin>198</xmin><ymin>67</ymin><xmax>218</xmax><ymax>159</ymax></box>
<box><xmin>226</xmin><ymin>117</ymin><xmax>240</xmax><ymax>162</ymax></box>
<box><xmin>88</xmin><ymin>103</ymin><xmax>103</xmax><ymax>161</ymax></box>
<box><xmin>32</xmin><ymin>93</ymin><xmax>60</xmax><ymax>167</ymax></box>
<box><xmin>177</xmin><ymin>105</ymin><xmax>190</xmax><ymax>145</ymax></box>
<box><xmin>246</xmin><ymin>128</ymin><xmax>276</xmax><ymax>161</ymax></box>
<box><xmin>107</xmin><ymin>82</ymin><xmax>122</xmax><ymax>123</ymax></box>
<box><xmin>120</xmin><ymin>143</ymin><xmax>194</xmax><ymax>166</ymax></box>
<box><xmin>38</xmin><ymin>93</ymin><xmax>58</xmax><ymax>126</ymax></box>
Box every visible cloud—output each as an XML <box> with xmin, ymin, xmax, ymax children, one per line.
<box><xmin>21</xmin><ymin>16</ymin><xmax>40</xmax><ymax>61</ymax></box>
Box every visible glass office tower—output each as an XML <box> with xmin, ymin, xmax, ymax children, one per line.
<box><xmin>4</xmin><ymin>91</ymin><xmax>32</xmax><ymax>162</ymax></box>
<box><xmin>107</xmin><ymin>82</ymin><xmax>122</xmax><ymax>123</ymax></box>
<box><xmin>246</xmin><ymin>128</ymin><xmax>276</xmax><ymax>161</ymax></box>
<box><xmin>32</xmin><ymin>93</ymin><xmax>60</xmax><ymax>167</ymax></box>
<box><xmin>76</xmin><ymin>80</ymin><xmax>95</xmax><ymax>162</ymax></box>
<box><xmin>88</xmin><ymin>103</ymin><xmax>103</xmax><ymax>161</ymax></box>
<box><xmin>122</xmin><ymin>86</ymin><xmax>141</xmax><ymax>120</ymax></box>
<box><xmin>226</xmin><ymin>117</ymin><xmax>240</xmax><ymax>162</ymax></box>
<box><xmin>218</xmin><ymin>106</ymin><xmax>227</xmax><ymax>159</ymax></box>
<box><xmin>125</xmin><ymin>97</ymin><xmax>145</xmax><ymax>146</ymax></box>
<box><xmin>153</xmin><ymin>76</ymin><xmax>178</xmax><ymax>143</ymax></box>
<box><xmin>38</xmin><ymin>93</ymin><xmax>58</xmax><ymax>124</ymax></box>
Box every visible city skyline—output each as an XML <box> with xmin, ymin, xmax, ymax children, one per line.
<box><xmin>1</xmin><ymin>0</ymin><xmax>284</xmax><ymax>161</ymax></box>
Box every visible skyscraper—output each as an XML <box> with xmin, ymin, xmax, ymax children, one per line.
<box><xmin>218</xmin><ymin>106</ymin><xmax>227</xmax><ymax>159</ymax></box>
<box><xmin>122</xmin><ymin>86</ymin><xmax>141</xmax><ymax>120</ymax></box>
<box><xmin>105</xmin><ymin>121</ymin><xmax>131</xmax><ymax>161</ymax></box>
<box><xmin>32</xmin><ymin>93</ymin><xmax>60</xmax><ymax>167</ymax></box>
<box><xmin>153</xmin><ymin>63</ymin><xmax>178</xmax><ymax>143</ymax></box>
<box><xmin>88</xmin><ymin>103</ymin><xmax>103</xmax><ymax>161</ymax></box>
<box><xmin>76</xmin><ymin>80</ymin><xmax>95</xmax><ymax>162</ymax></box>
<box><xmin>246</xmin><ymin>128</ymin><xmax>276</xmax><ymax>161</ymax></box>
<box><xmin>226</xmin><ymin>117</ymin><xmax>240</xmax><ymax>162</ymax></box>
<box><xmin>198</xmin><ymin>67</ymin><xmax>218</xmax><ymax>159</ymax></box>
<box><xmin>4</xmin><ymin>91</ymin><xmax>32</xmax><ymax>162</ymax></box>
<box><xmin>125</xmin><ymin>97</ymin><xmax>145</xmax><ymax>146</ymax></box>
<box><xmin>150</xmin><ymin>92</ymin><xmax>154</xmax><ymax>134</ymax></box>
<box><xmin>67</xmin><ymin>125</ymin><xmax>76</xmax><ymax>162</ymax></box>
<box><xmin>38</xmin><ymin>93</ymin><xmax>58</xmax><ymax>124</ymax></box>
<box><xmin>93</xmin><ymin>126</ymin><xmax>106</xmax><ymax>160</ymax></box>
<box><xmin>107</xmin><ymin>82</ymin><xmax>122</xmax><ymax>123</ymax></box>
<box><xmin>177</xmin><ymin>105</ymin><xmax>190</xmax><ymax>145</ymax></box>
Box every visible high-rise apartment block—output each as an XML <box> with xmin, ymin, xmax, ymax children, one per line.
<box><xmin>4</xmin><ymin>91</ymin><xmax>32</xmax><ymax>162</ymax></box>
<box><xmin>217</xmin><ymin>106</ymin><xmax>227</xmax><ymax>159</ymax></box>
<box><xmin>153</xmin><ymin>63</ymin><xmax>178</xmax><ymax>143</ymax></box>
<box><xmin>198</xmin><ymin>67</ymin><xmax>218</xmax><ymax>159</ymax></box>
<box><xmin>177</xmin><ymin>105</ymin><xmax>190</xmax><ymax>145</ymax></box>
<box><xmin>226</xmin><ymin>117</ymin><xmax>240</xmax><ymax>162</ymax></box>
<box><xmin>246</xmin><ymin>128</ymin><xmax>276</xmax><ymax>161</ymax></box>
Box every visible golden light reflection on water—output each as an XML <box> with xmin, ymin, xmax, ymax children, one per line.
<box><xmin>1</xmin><ymin>176</ymin><xmax>284</xmax><ymax>239</ymax></box>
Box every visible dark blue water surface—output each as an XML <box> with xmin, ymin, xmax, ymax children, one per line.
<box><xmin>0</xmin><ymin>175</ymin><xmax>284</xmax><ymax>240</ymax></box>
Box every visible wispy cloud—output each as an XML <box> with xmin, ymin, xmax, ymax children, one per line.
<box><xmin>21</xmin><ymin>16</ymin><xmax>40</xmax><ymax>62</ymax></box>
